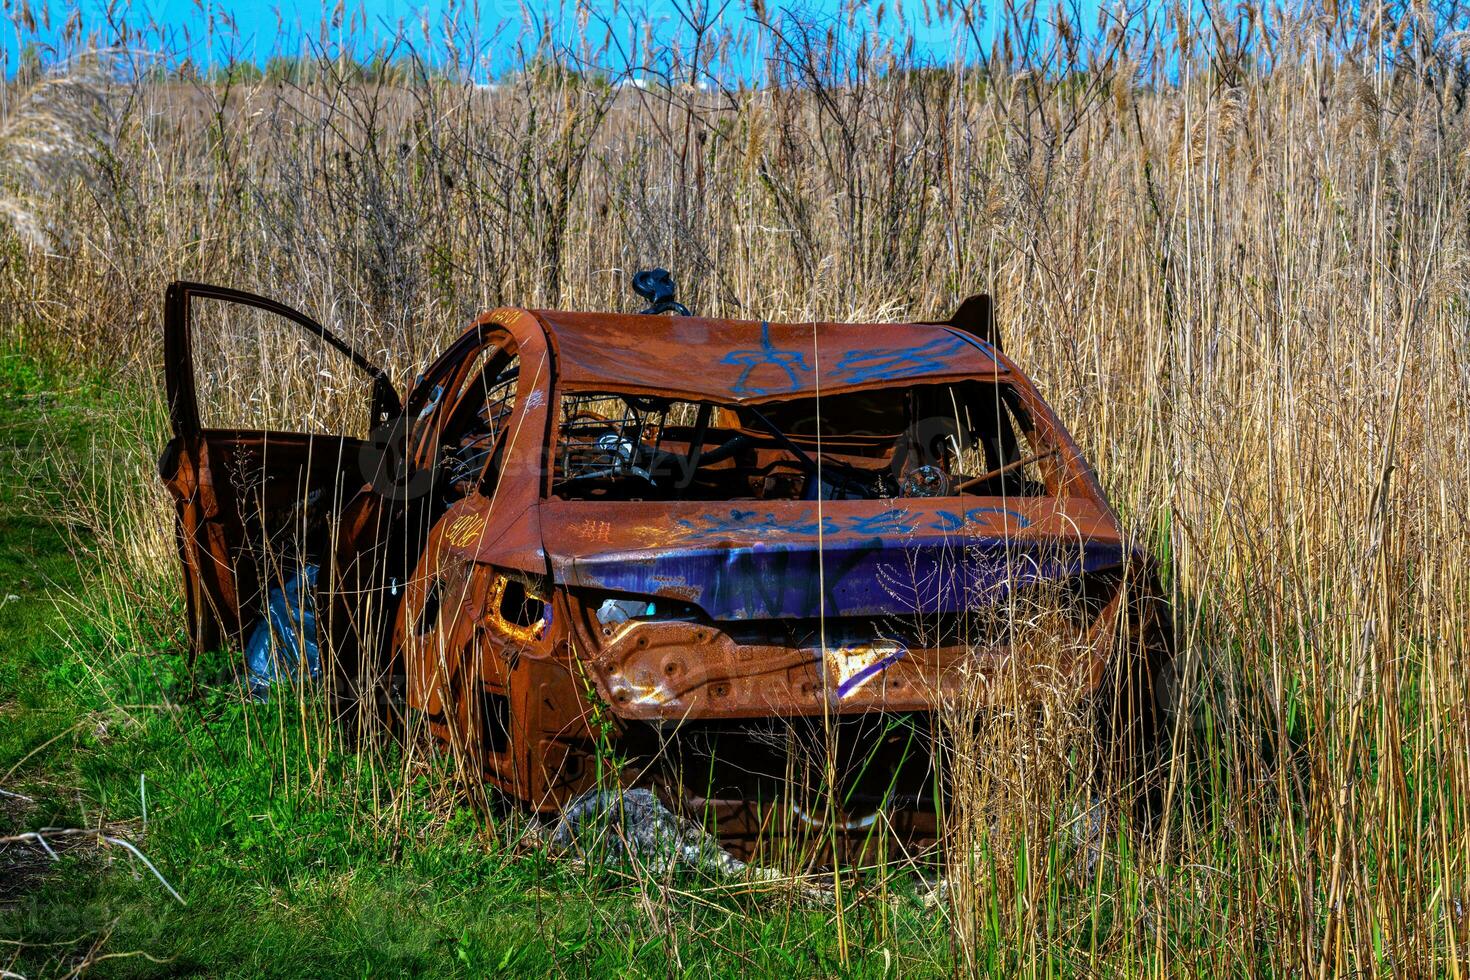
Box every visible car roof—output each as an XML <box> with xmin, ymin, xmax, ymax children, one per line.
<box><xmin>525</xmin><ymin>309</ymin><xmax>1008</xmax><ymax>405</ymax></box>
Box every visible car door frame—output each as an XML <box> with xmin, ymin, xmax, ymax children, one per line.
<box><xmin>164</xmin><ymin>281</ymin><xmax>400</xmax><ymax>439</ymax></box>
<box><xmin>160</xmin><ymin>280</ymin><xmax>402</xmax><ymax>657</ymax></box>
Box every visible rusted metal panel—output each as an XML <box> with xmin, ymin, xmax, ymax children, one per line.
<box><xmin>566</xmin><ymin>590</ymin><xmax>1126</xmax><ymax>723</ymax></box>
<box><xmin>538</xmin><ymin>497</ymin><xmax>1127</xmax><ymax>620</ymax></box>
<box><xmin>159</xmin><ymin>279</ymin><xmax>1174</xmax><ymax>862</ymax></box>
<box><xmin>532</xmin><ymin>309</ymin><xmax>1007</xmax><ymax>403</ymax></box>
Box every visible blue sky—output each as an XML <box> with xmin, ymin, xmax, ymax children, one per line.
<box><xmin>2</xmin><ymin>0</ymin><xmax>987</xmax><ymax>79</ymax></box>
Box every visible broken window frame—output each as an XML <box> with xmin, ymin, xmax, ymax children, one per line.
<box><xmin>540</xmin><ymin>378</ymin><xmax>1075</xmax><ymax>503</ymax></box>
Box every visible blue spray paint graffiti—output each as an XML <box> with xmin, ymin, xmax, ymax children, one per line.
<box><xmin>674</xmin><ymin>508</ymin><xmax>838</xmax><ymax>540</ymax></box>
<box><xmin>844</xmin><ymin>510</ymin><xmax>921</xmax><ymax>536</ymax></box>
<box><xmin>721</xmin><ymin>324</ymin><xmax>979</xmax><ymax>396</ymax></box>
<box><xmin>722</xmin><ymin>321</ymin><xmax>812</xmax><ymax>397</ymax></box>
<box><xmin>931</xmin><ymin>506</ymin><xmax>1032</xmax><ymax>532</ymax></box>
<box><xmin>829</xmin><ymin>335</ymin><xmax>972</xmax><ymax>384</ymax></box>
<box><xmin>673</xmin><ymin>506</ymin><xmax>1031</xmax><ymax>542</ymax></box>
<box><xmin>833</xmin><ymin>643</ymin><xmax>910</xmax><ymax>699</ymax></box>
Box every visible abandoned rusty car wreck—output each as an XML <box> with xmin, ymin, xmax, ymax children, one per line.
<box><xmin>158</xmin><ymin>274</ymin><xmax>1174</xmax><ymax>861</ymax></box>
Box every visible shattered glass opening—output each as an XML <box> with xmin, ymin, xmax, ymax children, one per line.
<box><xmin>437</xmin><ymin>353</ymin><xmax>519</xmax><ymax>498</ymax></box>
<box><xmin>550</xmin><ymin>381</ymin><xmax>1054</xmax><ymax>501</ymax></box>
<box><xmin>190</xmin><ymin>296</ymin><xmax>375</xmax><ymax>438</ymax></box>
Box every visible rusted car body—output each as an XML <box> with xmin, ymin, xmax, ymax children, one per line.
<box><xmin>159</xmin><ymin>281</ymin><xmax>1172</xmax><ymax>860</ymax></box>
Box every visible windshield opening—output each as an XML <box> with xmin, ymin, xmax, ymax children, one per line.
<box><xmin>551</xmin><ymin>382</ymin><xmax>1055</xmax><ymax>502</ymax></box>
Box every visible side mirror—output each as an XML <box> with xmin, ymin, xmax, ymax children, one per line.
<box><xmin>371</xmin><ymin>374</ymin><xmax>403</xmax><ymax>428</ymax></box>
<box><xmin>631</xmin><ymin>268</ymin><xmax>692</xmax><ymax>316</ymax></box>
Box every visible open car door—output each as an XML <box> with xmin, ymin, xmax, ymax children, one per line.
<box><xmin>158</xmin><ymin>282</ymin><xmax>401</xmax><ymax>660</ymax></box>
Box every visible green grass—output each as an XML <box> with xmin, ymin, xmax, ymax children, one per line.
<box><xmin>0</xmin><ymin>356</ymin><xmax>954</xmax><ymax>978</ymax></box>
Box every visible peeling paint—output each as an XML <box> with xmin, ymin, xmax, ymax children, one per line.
<box><xmin>822</xmin><ymin>640</ymin><xmax>909</xmax><ymax>698</ymax></box>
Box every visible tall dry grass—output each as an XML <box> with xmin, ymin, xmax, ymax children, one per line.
<box><xmin>4</xmin><ymin>0</ymin><xmax>1470</xmax><ymax>972</ymax></box>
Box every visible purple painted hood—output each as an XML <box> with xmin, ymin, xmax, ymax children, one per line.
<box><xmin>539</xmin><ymin>498</ymin><xmax>1128</xmax><ymax>621</ymax></box>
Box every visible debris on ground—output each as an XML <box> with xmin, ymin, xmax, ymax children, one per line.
<box><xmin>243</xmin><ymin>564</ymin><xmax>320</xmax><ymax>701</ymax></box>
<box><xmin>540</xmin><ymin>788</ymin><xmax>833</xmax><ymax>903</ymax></box>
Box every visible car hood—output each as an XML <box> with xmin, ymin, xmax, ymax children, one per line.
<box><xmin>539</xmin><ymin>497</ymin><xmax>1129</xmax><ymax>620</ymax></box>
